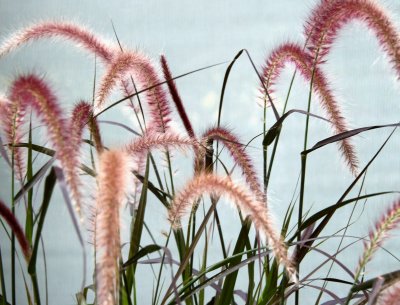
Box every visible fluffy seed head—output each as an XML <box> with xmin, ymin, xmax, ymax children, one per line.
<box><xmin>71</xmin><ymin>100</ymin><xmax>103</xmax><ymax>153</ymax></box>
<box><xmin>304</xmin><ymin>0</ymin><xmax>400</xmax><ymax>76</ymax></box>
<box><xmin>168</xmin><ymin>172</ymin><xmax>296</xmax><ymax>282</ymax></box>
<box><xmin>0</xmin><ymin>95</ymin><xmax>26</xmax><ymax>181</ymax></box>
<box><xmin>0</xmin><ymin>21</ymin><xmax>115</xmax><ymax>62</ymax></box>
<box><xmin>201</xmin><ymin>126</ymin><xmax>265</xmax><ymax>202</ymax></box>
<box><xmin>261</xmin><ymin>42</ymin><xmax>358</xmax><ymax>175</ymax></box>
<box><xmin>9</xmin><ymin>74</ymin><xmax>83</xmax><ymax>218</ymax></box>
<box><xmin>160</xmin><ymin>54</ymin><xmax>195</xmax><ymax>138</ymax></box>
<box><xmin>95</xmin><ymin>149</ymin><xmax>130</xmax><ymax>305</ymax></box>
<box><xmin>356</xmin><ymin>198</ymin><xmax>400</xmax><ymax>278</ymax></box>
<box><xmin>95</xmin><ymin>51</ymin><xmax>172</xmax><ymax>133</ymax></box>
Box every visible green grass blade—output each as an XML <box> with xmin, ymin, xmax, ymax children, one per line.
<box><xmin>126</xmin><ymin>155</ymin><xmax>150</xmax><ymax>295</ymax></box>
<box><xmin>215</xmin><ymin>218</ymin><xmax>251</xmax><ymax>305</ymax></box>
<box><xmin>25</xmin><ymin>120</ymin><xmax>34</xmax><ymax>245</ymax></box>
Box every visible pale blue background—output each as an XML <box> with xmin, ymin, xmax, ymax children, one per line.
<box><xmin>1</xmin><ymin>0</ymin><xmax>400</xmax><ymax>304</ymax></box>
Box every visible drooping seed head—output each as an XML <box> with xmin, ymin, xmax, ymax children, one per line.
<box><xmin>201</xmin><ymin>126</ymin><xmax>266</xmax><ymax>202</ymax></box>
<box><xmin>304</xmin><ymin>0</ymin><xmax>400</xmax><ymax>77</ymax></box>
<box><xmin>95</xmin><ymin>51</ymin><xmax>172</xmax><ymax>133</ymax></box>
<box><xmin>261</xmin><ymin>42</ymin><xmax>358</xmax><ymax>175</ymax></box>
<box><xmin>0</xmin><ymin>21</ymin><xmax>115</xmax><ymax>62</ymax></box>
<box><xmin>168</xmin><ymin>172</ymin><xmax>296</xmax><ymax>282</ymax></box>
<box><xmin>9</xmin><ymin>74</ymin><xmax>83</xmax><ymax>218</ymax></box>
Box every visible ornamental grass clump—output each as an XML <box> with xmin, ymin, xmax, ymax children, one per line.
<box><xmin>1</xmin><ymin>0</ymin><xmax>400</xmax><ymax>304</ymax></box>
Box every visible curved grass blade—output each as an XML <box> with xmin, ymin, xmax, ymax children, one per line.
<box><xmin>122</xmin><ymin>244</ymin><xmax>162</xmax><ymax>268</ymax></box>
<box><xmin>304</xmin><ymin>122</ymin><xmax>400</xmax><ymax>154</ymax></box>
<box><xmin>263</xmin><ymin>109</ymin><xmax>330</xmax><ymax>147</ymax></box>
<box><xmin>28</xmin><ymin>167</ymin><xmax>57</xmax><ymax>305</ymax></box>
<box><xmin>215</xmin><ymin>218</ymin><xmax>251</xmax><ymax>305</ymax></box>
<box><xmin>125</xmin><ymin>154</ymin><xmax>150</xmax><ymax>295</ymax></box>
<box><xmin>217</xmin><ymin>49</ymin><xmax>243</xmax><ymax>127</ymax></box>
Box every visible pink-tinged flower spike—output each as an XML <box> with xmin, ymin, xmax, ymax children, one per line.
<box><xmin>0</xmin><ymin>21</ymin><xmax>115</xmax><ymax>62</ymax></box>
<box><xmin>125</xmin><ymin>132</ymin><xmax>205</xmax><ymax>175</ymax></box>
<box><xmin>261</xmin><ymin>42</ymin><xmax>358</xmax><ymax>175</ymax></box>
<box><xmin>0</xmin><ymin>199</ymin><xmax>31</xmax><ymax>260</ymax></box>
<box><xmin>160</xmin><ymin>55</ymin><xmax>195</xmax><ymax>138</ymax></box>
<box><xmin>377</xmin><ymin>280</ymin><xmax>400</xmax><ymax>305</ymax></box>
<box><xmin>356</xmin><ymin>198</ymin><xmax>400</xmax><ymax>279</ymax></box>
<box><xmin>168</xmin><ymin>172</ymin><xmax>296</xmax><ymax>282</ymax></box>
<box><xmin>201</xmin><ymin>126</ymin><xmax>265</xmax><ymax>203</ymax></box>
<box><xmin>95</xmin><ymin>149</ymin><xmax>130</xmax><ymax>305</ymax></box>
<box><xmin>70</xmin><ymin>101</ymin><xmax>103</xmax><ymax>153</ymax></box>
<box><xmin>304</xmin><ymin>0</ymin><xmax>400</xmax><ymax>75</ymax></box>
<box><xmin>9</xmin><ymin>74</ymin><xmax>83</xmax><ymax>218</ymax></box>
<box><xmin>0</xmin><ymin>95</ymin><xmax>26</xmax><ymax>182</ymax></box>
<box><xmin>95</xmin><ymin>51</ymin><xmax>172</xmax><ymax>133</ymax></box>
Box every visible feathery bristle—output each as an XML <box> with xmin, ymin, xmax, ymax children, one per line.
<box><xmin>201</xmin><ymin>126</ymin><xmax>265</xmax><ymax>202</ymax></box>
<box><xmin>95</xmin><ymin>149</ymin><xmax>130</xmax><ymax>305</ymax></box>
<box><xmin>0</xmin><ymin>199</ymin><xmax>31</xmax><ymax>260</ymax></box>
<box><xmin>160</xmin><ymin>54</ymin><xmax>195</xmax><ymax>138</ymax></box>
<box><xmin>356</xmin><ymin>198</ymin><xmax>400</xmax><ymax>278</ymax></box>
<box><xmin>125</xmin><ymin>131</ymin><xmax>200</xmax><ymax>156</ymax></box>
<box><xmin>261</xmin><ymin>42</ymin><xmax>358</xmax><ymax>175</ymax></box>
<box><xmin>0</xmin><ymin>21</ymin><xmax>115</xmax><ymax>62</ymax></box>
<box><xmin>377</xmin><ymin>280</ymin><xmax>400</xmax><ymax>305</ymax></box>
<box><xmin>168</xmin><ymin>172</ymin><xmax>296</xmax><ymax>282</ymax></box>
<box><xmin>304</xmin><ymin>0</ymin><xmax>400</xmax><ymax>76</ymax></box>
<box><xmin>95</xmin><ymin>51</ymin><xmax>172</xmax><ymax>133</ymax></box>
<box><xmin>0</xmin><ymin>95</ymin><xmax>26</xmax><ymax>182</ymax></box>
<box><xmin>71</xmin><ymin>100</ymin><xmax>103</xmax><ymax>153</ymax></box>
<box><xmin>9</xmin><ymin>74</ymin><xmax>83</xmax><ymax>218</ymax></box>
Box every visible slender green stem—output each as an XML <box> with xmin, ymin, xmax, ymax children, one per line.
<box><xmin>0</xmin><ymin>246</ymin><xmax>6</xmax><ymax>305</ymax></box>
<box><xmin>11</xmin><ymin>143</ymin><xmax>15</xmax><ymax>305</ymax></box>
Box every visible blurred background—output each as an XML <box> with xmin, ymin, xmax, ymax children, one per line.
<box><xmin>1</xmin><ymin>0</ymin><xmax>400</xmax><ymax>303</ymax></box>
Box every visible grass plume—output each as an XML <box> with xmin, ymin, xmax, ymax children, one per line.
<box><xmin>0</xmin><ymin>21</ymin><xmax>115</xmax><ymax>62</ymax></box>
<box><xmin>168</xmin><ymin>172</ymin><xmax>296</xmax><ymax>282</ymax></box>
<box><xmin>201</xmin><ymin>126</ymin><xmax>266</xmax><ymax>202</ymax></box>
<box><xmin>160</xmin><ymin>54</ymin><xmax>195</xmax><ymax>138</ymax></box>
<box><xmin>356</xmin><ymin>198</ymin><xmax>400</xmax><ymax>279</ymax></box>
<box><xmin>95</xmin><ymin>149</ymin><xmax>130</xmax><ymax>305</ymax></box>
<box><xmin>304</xmin><ymin>0</ymin><xmax>400</xmax><ymax>76</ymax></box>
<box><xmin>95</xmin><ymin>51</ymin><xmax>172</xmax><ymax>133</ymax></box>
<box><xmin>261</xmin><ymin>42</ymin><xmax>358</xmax><ymax>175</ymax></box>
<box><xmin>9</xmin><ymin>74</ymin><xmax>83</xmax><ymax>218</ymax></box>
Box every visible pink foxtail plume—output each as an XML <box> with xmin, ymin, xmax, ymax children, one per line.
<box><xmin>71</xmin><ymin>100</ymin><xmax>103</xmax><ymax>153</ymax></box>
<box><xmin>201</xmin><ymin>126</ymin><xmax>265</xmax><ymax>202</ymax></box>
<box><xmin>125</xmin><ymin>132</ymin><xmax>205</xmax><ymax>176</ymax></box>
<box><xmin>160</xmin><ymin>54</ymin><xmax>195</xmax><ymax>138</ymax></box>
<box><xmin>95</xmin><ymin>149</ymin><xmax>130</xmax><ymax>305</ymax></box>
<box><xmin>9</xmin><ymin>74</ymin><xmax>83</xmax><ymax>218</ymax></box>
<box><xmin>168</xmin><ymin>172</ymin><xmax>296</xmax><ymax>282</ymax></box>
<box><xmin>261</xmin><ymin>42</ymin><xmax>358</xmax><ymax>175</ymax></box>
<box><xmin>95</xmin><ymin>51</ymin><xmax>172</xmax><ymax>133</ymax></box>
<box><xmin>0</xmin><ymin>199</ymin><xmax>31</xmax><ymax>260</ymax></box>
<box><xmin>377</xmin><ymin>280</ymin><xmax>400</xmax><ymax>305</ymax></box>
<box><xmin>356</xmin><ymin>198</ymin><xmax>400</xmax><ymax>278</ymax></box>
<box><xmin>0</xmin><ymin>95</ymin><xmax>26</xmax><ymax>182</ymax></box>
<box><xmin>0</xmin><ymin>21</ymin><xmax>115</xmax><ymax>62</ymax></box>
<box><xmin>304</xmin><ymin>0</ymin><xmax>400</xmax><ymax>76</ymax></box>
